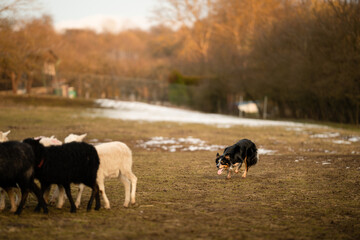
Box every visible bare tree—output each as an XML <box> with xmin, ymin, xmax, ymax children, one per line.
<box><xmin>0</xmin><ymin>0</ymin><xmax>38</xmax><ymax>16</ymax></box>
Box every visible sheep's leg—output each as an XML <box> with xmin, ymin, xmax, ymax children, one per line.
<box><xmin>87</xmin><ymin>184</ymin><xmax>100</xmax><ymax>211</ymax></box>
<box><xmin>75</xmin><ymin>184</ymin><xmax>85</xmax><ymax>208</ymax></box>
<box><xmin>7</xmin><ymin>188</ymin><xmax>17</xmax><ymax>212</ymax></box>
<box><xmin>43</xmin><ymin>185</ymin><xmax>51</xmax><ymax>204</ymax></box>
<box><xmin>94</xmin><ymin>184</ymin><xmax>100</xmax><ymax>210</ymax></box>
<box><xmin>49</xmin><ymin>186</ymin><xmax>58</xmax><ymax>205</ymax></box>
<box><xmin>126</xmin><ymin>172</ymin><xmax>137</xmax><ymax>205</ymax></box>
<box><xmin>14</xmin><ymin>188</ymin><xmax>19</xmax><ymax>205</ymax></box>
<box><xmin>31</xmin><ymin>181</ymin><xmax>48</xmax><ymax>214</ymax></box>
<box><xmin>63</xmin><ymin>184</ymin><xmax>76</xmax><ymax>213</ymax></box>
<box><xmin>120</xmin><ymin>174</ymin><xmax>131</xmax><ymax>207</ymax></box>
<box><xmin>99</xmin><ymin>184</ymin><xmax>110</xmax><ymax>209</ymax></box>
<box><xmin>97</xmin><ymin>176</ymin><xmax>110</xmax><ymax>209</ymax></box>
<box><xmin>35</xmin><ymin>183</ymin><xmax>49</xmax><ymax>212</ymax></box>
<box><xmin>0</xmin><ymin>189</ymin><xmax>5</xmax><ymax>210</ymax></box>
<box><xmin>56</xmin><ymin>185</ymin><xmax>66</xmax><ymax>209</ymax></box>
<box><xmin>15</xmin><ymin>188</ymin><xmax>29</xmax><ymax>215</ymax></box>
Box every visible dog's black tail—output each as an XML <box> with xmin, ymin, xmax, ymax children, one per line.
<box><xmin>246</xmin><ymin>146</ymin><xmax>258</xmax><ymax>168</ymax></box>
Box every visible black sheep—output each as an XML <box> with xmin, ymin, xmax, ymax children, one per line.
<box><xmin>0</xmin><ymin>141</ymin><xmax>48</xmax><ymax>215</ymax></box>
<box><xmin>23</xmin><ymin>138</ymin><xmax>101</xmax><ymax>213</ymax></box>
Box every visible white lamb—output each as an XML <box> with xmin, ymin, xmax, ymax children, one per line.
<box><xmin>0</xmin><ymin>130</ymin><xmax>10</xmax><ymax>142</ymax></box>
<box><xmin>35</xmin><ymin>135</ymin><xmax>63</xmax><ymax>146</ymax></box>
<box><xmin>57</xmin><ymin>133</ymin><xmax>137</xmax><ymax>209</ymax></box>
<box><xmin>0</xmin><ymin>130</ymin><xmax>18</xmax><ymax>212</ymax></box>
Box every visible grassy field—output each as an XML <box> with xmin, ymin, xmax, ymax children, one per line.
<box><xmin>0</xmin><ymin>95</ymin><xmax>359</xmax><ymax>240</ymax></box>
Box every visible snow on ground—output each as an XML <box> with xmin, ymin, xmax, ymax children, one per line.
<box><xmin>89</xmin><ymin>99</ymin><xmax>357</xmax><ymax>155</ymax></box>
<box><xmin>310</xmin><ymin>132</ymin><xmax>340</xmax><ymax>138</ymax></box>
<box><xmin>258</xmin><ymin>149</ymin><xmax>277</xmax><ymax>155</ymax></box>
<box><xmin>92</xmin><ymin>99</ymin><xmax>319</xmax><ymax>128</ymax></box>
<box><xmin>348</xmin><ymin>136</ymin><xmax>360</xmax><ymax>142</ymax></box>
<box><xmin>332</xmin><ymin>140</ymin><xmax>351</xmax><ymax>145</ymax></box>
<box><xmin>309</xmin><ymin>132</ymin><xmax>360</xmax><ymax>145</ymax></box>
<box><xmin>136</xmin><ymin>136</ymin><xmax>226</xmax><ymax>152</ymax></box>
<box><xmin>137</xmin><ymin>136</ymin><xmax>276</xmax><ymax>154</ymax></box>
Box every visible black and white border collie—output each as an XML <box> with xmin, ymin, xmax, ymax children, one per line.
<box><xmin>215</xmin><ymin>139</ymin><xmax>258</xmax><ymax>179</ymax></box>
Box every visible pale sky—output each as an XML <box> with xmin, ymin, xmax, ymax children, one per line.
<box><xmin>40</xmin><ymin>0</ymin><xmax>160</xmax><ymax>32</ymax></box>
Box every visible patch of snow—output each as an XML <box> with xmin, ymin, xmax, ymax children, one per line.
<box><xmin>348</xmin><ymin>136</ymin><xmax>360</xmax><ymax>142</ymax></box>
<box><xmin>182</xmin><ymin>145</ymin><xmax>226</xmax><ymax>152</ymax></box>
<box><xmin>310</xmin><ymin>132</ymin><xmax>340</xmax><ymax>138</ymax></box>
<box><xmin>137</xmin><ymin>136</ymin><xmax>225</xmax><ymax>152</ymax></box>
<box><xmin>332</xmin><ymin>140</ymin><xmax>351</xmax><ymax>145</ymax></box>
<box><xmin>92</xmin><ymin>99</ymin><xmax>320</xmax><ymax>128</ymax></box>
<box><xmin>138</xmin><ymin>136</ymin><xmax>278</xmax><ymax>155</ymax></box>
<box><xmin>324</xmin><ymin>150</ymin><xmax>337</xmax><ymax>154</ymax></box>
<box><xmin>258</xmin><ymin>148</ymin><xmax>277</xmax><ymax>155</ymax></box>
<box><xmin>285</xmin><ymin>127</ymin><xmax>304</xmax><ymax>132</ymax></box>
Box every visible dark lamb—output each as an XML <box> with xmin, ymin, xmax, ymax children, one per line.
<box><xmin>0</xmin><ymin>141</ymin><xmax>48</xmax><ymax>215</ymax></box>
<box><xmin>23</xmin><ymin>138</ymin><xmax>101</xmax><ymax>213</ymax></box>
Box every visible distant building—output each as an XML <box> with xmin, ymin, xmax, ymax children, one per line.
<box><xmin>42</xmin><ymin>50</ymin><xmax>59</xmax><ymax>88</ymax></box>
<box><xmin>238</xmin><ymin>101</ymin><xmax>259</xmax><ymax>114</ymax></box>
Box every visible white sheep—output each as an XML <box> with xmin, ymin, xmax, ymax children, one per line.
<box><xmin>64</xmin><ymin>133</ymin><xmax>87</xmax><ymax>144</ymax></box>
<box><xmin>56</xmin><ymin>133</ymin><xmax>137</xmax><ymax>209</ymax></box>
<box><xmin>0</xmin><ymin>130</ymin><xmax>18</xmax><ymax>212</ymax></box>
<box><xmin>0</xmin><ymin>130</ymin><xmax>10</xmax><ymax>142</ymax></box>
<box><xmin>35</xmin><ymin>135</ymin><xmax>63</xmax><ymax>146</ymax></box>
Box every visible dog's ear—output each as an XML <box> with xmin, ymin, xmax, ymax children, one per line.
<box><xmin>224</xmin><ymin>154</ymin><xmax>230</xmax><ymax>160</ymax></box>
<box><xmin>216</xmin><ymin>153</ymin><xmax>220</xmax><ymax>157</ymax></box>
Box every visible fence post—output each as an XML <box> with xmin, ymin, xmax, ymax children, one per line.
<box><xmin>263</xmin><ymin>96</ymin><xmax>268</xmax><ymax>119</ymax></box>
<box><xmin>238</xmin><ymin>95</ymin><xmax>243</xmax><ymax>117</ymax></box>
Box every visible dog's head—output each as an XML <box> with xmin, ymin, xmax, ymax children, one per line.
<box><xmin>215</xmin><ymin>153</ymin><xmax>230</xmax><ymax>175</ymax></box>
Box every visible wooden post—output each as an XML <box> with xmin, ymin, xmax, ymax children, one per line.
<box><xmin>238</xmin><ymin>95</ymin><xmax>243</xmax><ymax>117</ymax></box>
<box><xmin>263</xmin><ymin>96</ymin><xmax>268</xmax><ymax>119</ymax></box>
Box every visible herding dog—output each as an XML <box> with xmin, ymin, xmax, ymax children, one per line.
<box><xmin>215</xmin><ymin>139</ymin><xmax>258</xmax><ymax>179</ymax></box>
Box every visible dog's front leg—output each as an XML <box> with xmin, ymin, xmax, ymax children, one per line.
<box><xmin>226</xmin><ymin>169</ymin><xmax>232</xmax><ymax>179</ymax></box>
<box><xmin>233</xmin><ymin>163</ymin><xmax>241</xmax><ymax>174</ymax></box>
<box><xmin>242</xmin><ymin>161</ymin><xmax>248</xmax><ymax>178</ymax></box>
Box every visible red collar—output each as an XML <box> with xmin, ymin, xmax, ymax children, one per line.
<box><xmin>38</xmin><ymin>158</ymin><xmax>45</xmax><ymax>168</ymax></box>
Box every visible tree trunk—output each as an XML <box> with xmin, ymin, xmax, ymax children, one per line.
<box><xmin>10</xmin><ymin>72</ymin><xmax>19</xmax><ymax>94</ymax></box>
<box><xmin>26</xmin><ymin>73</ymin><xmax>34</xmax><ymax>94</ymax></box>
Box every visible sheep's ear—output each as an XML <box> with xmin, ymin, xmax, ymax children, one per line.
<box><xmin>4</xmin><ymin>130</ymin><xmax>10</xmax><ymax>136</ymax></box>
<box><xmin>79</xmin><ymin>133</ymin><xmax>87</xmax><ymax>141</ymax></box>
